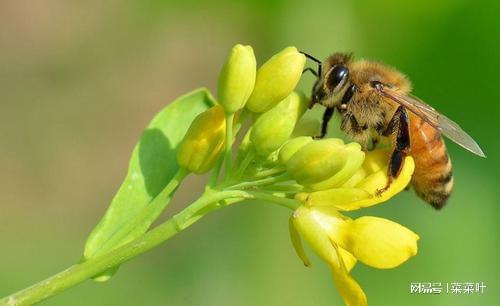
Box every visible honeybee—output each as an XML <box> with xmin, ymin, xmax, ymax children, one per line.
<box><xmin>302</xmin><ymin>52</ymin><xmax>485</xmax><ymax>209</ymax></box>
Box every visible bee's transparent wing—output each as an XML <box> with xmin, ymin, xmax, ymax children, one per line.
<box><xmin>378</xmin><ymin>87</ymin><xmax>486</xmax><ymax>157</ymax></box>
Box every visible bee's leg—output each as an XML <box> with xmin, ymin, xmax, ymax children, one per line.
<box><xmin>340</xmin><ymin>111</ymin><xmax>361</xmax><ymax>133</ymax></box>
<box><xmin>314</xmin><ymin>107</ymin><xmax>335</xmax><ymax>139</ymax></box>
<box><xmin>302</xmin><ymin>67</ymin><xmax>319</xmax><ymax>109</ymax></box>
<box><xmin>376</xmin><ymin>106</ymin><xmax>410</xmax><ymax>195</ymax></box>
<box><xmin>381</xmin><ymin>113</ymin><xmax>398</xmax><ymax>137</ymax></box>
<box><xmin>308</xmin><ymin>99</ymin><xmax>316</xmax><ymax>109</ymax></box>
<box><xmin>302</xmin><ymin>67</ymin><xmax>318</xmax><ymax>77</ymax></box>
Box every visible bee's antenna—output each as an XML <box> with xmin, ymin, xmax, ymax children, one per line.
<box><xmin>300</xmin><ymin>51</ymin><xmax>322</xmax><ymax>77</ymax></box>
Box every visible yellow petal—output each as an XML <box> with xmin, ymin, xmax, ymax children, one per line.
<box><xmin>341</xmin><ymin>167</ymin><xmax>370</xmax><ymax>188</ymax></box>
<box><xmin>292</xmin><ymin>207</ymin><xmax>366</xmax><ymax>306</ymax></box>
<box><xmin>295</xmin><ymin>156</ymin><xmax>414</xmax><ymax>211</ymax></box>
<box><xmin>338</xmin><ymin>247</ymin><xmax>357</xmax><ymax>273</ymax></box>
<box><xmin>296</xmin><ymin>188</ymin><xmax>372</xmax><ymax>211</ymax></box>
<box><xmin>356</xmin><ymin>155</ymin><xmax>414</xmax><ymax>195</ymax></box>
<box><xmin>339</xmin><ymin>156</ymin><xmax>415</xmax><ymax>210</ymax></box>
<box><xmin>361</xmin><ymin>148</ymin><xmax>392</xmax><ymax>173</ymax></box>
<box><xmin>291</xmin><ymin>206</ymin><xmax>338</xmax><ymax>263</ymax></box>
<box><xmin>329</xmin><ymin>240</ymin><xmax>367</xmax><ymax>306</ymax></box>
<box><xmin>337</xmin><ymin>216</ymin><xmax>420</xmax><ymax>269</ymax></box>
<box><xmin>289</xmin><ymin>215</ymin><xmax>311</xmax><ymax>267</ymax></box>
<box><xmin>330</xmin><ymin>268</ymin><xmax>367</xmax><ymax>306</ymax></box>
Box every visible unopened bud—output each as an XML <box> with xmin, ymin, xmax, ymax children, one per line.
<box><xmin>286</xmin><ymin>139</ymin><xmax>365</xmax><ymax>190</ymax></box>
<box><xmin>278</xmin><ymin>136</ymin><xmax>313</xmax><ymax>164</ymax></box>
<box><xmin>176</xmin><ymin>105</ymin><xmax>226</xmax><ymax>174</ymax></box>
<box><xmin>250</xmin><ymin>92</ymin><xmax>308</xmax><ymax>156</ymax></box>
<box><xmin>218</xmin><ymin>44</ymin><xmax>256</xmax><ymax>113</ymax></box>
<box><xmin>246</xmin><ymin>47</ymin><xmax>306</xmax><ymax>113</ymax></box>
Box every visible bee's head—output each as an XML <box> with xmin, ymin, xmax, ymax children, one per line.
<box><xmin>311</xmin><ymin>53</ymin><xmax>352</xmax><ymax>107</ymax></box>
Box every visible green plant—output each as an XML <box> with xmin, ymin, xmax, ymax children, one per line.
<box><xmin>0</xmin><ymin>45</ymin><xmax>419</xmax><ymax>306</ymax></box>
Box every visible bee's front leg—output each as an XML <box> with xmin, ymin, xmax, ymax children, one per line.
<box><xmin>376</xmin><ymin>106</ymin><xmax>410</xmax><ymax>195</ymax></box>
<box><xmin>314</xmin><ymin>107</ymin><xmax>335</xmax><ymax>139</ymax></box>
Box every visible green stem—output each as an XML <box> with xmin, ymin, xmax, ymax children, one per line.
<box><xmin>234</xmin><ymin>147</ymin><xmax>255</xmax><ymax>179</ymax></box>
<box><xmin>247</xmin><ymin>191</ymin><xmax>301</xmax><ymax>210</ymax></box>
<box><xmin>233</xmin><ymin>108</ymin><xmax>249</xmax><ymax>135</ymax></box>
<box><xmin>259</xmin><ymin>184</ymin><xmax>303</xmax><ymax>193</ymax></box>
<box><xmin>0</xmin><ymin>189</ymin><xmax>252</xmax><ymax>306</ymax></box>
<box><xmin>207</xmin><ymin>155</ymin><xmax>223</xmax><ymax>188</ymax></box>
<box><xmin>250</xmin><ymin>166</ymin><xmax>286</xmax><ymax>179</ymax></box>
<box><xmin>229</xmin><ymin>173</ymin><xmax>291</xmax><ymax>190</ymax></box>
<box><xmin>223</xmin><ymin>112</ymin><xmax>235</xmax><ymax>181</ymax></box>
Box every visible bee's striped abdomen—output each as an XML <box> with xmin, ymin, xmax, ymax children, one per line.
<box><xmin>409</xmin><ymin>114</ymin><xmax>453</xmax><ymax>209</ymax></box>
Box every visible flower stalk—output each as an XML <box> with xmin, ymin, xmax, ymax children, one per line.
<box><xmin>223</xmin><ymin>112</ymin><xmax>235</xmax><ymax>181</ymax></box>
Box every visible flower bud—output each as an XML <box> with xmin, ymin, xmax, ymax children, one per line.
<box><xmin>278</xmin><ymin>136</ymin><xmax>313</xmax><ymax>164</ymax></box>
<box><xmin>176</xmin><ymin>105</ymin><xmax>225</xmax><ymax>174</ymax></box>
<box><xmin>217</xmin><ymin>44</ymin><xmax>257</xmax><ymax>113</ymax></box>
<box><xmin>246</xmin><ymin>47</ymin><xmax>306</xmax><ymax>113</ymax></box>
<box><xmin>286</xmin><ymin>139</ymin><xmax>365</xmax><ymax>190</ymax></box>
<box><xmin>250</xmin><ymin>92</ymin><xmax>308</xmax><ymax>156</ymax></box>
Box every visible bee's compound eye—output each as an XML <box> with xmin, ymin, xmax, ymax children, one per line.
<box><xmin>327</xmin><ymin>65</ymin><xmax>349</xmax><ymax>93</ymax></box>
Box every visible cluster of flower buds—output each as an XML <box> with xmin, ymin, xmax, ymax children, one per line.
<box><xmin>176</xmin><ymin>44</ymin><xmax>307</xmax><ymax>174</ymax></box>
<box><xmin>175</xmin><ymin>44</ymin><xmax>420</xmax><ymax>306</ymax></box>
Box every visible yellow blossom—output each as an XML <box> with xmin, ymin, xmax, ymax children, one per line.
<box><xmin>290</xmin><ymin>148</ymin><xmax>419</xmax><ymax>306</ymax></box>
<box><xmin>296</xmin><ymin>149</ymin><xmax>415</xmax><ymax>211</ymax></box>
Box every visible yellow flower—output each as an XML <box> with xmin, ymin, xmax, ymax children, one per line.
<box><xmin>290</xmin><ymin>149</ymin><xmax>419</xmax><ymax>306</ymax></box>
<box><xmin>296</xmin><ymin>148</ymin><xmax>415</xmax><ymax>211</ymax></box>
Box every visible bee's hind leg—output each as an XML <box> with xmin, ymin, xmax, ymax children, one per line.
<box><xmin>376</xmin><ymin>106</ymin><xmax>410</xmax><ymax>195</ymax></box>
<box><xmin>314</xmin><ymin>107</ymin><xmax>335</xmax><ymax>139</ymax></box>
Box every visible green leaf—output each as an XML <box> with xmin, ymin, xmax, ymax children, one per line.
<box><xmin>83</xmin><ymin>88</ymin><xmax>215</xmax><ymax>280</ymax></box>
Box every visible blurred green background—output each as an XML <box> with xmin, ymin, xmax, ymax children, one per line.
<box><xmin>1</xmin><ymin>0</ymin><xmax>499</xmax><ymax>305</ymax></box>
